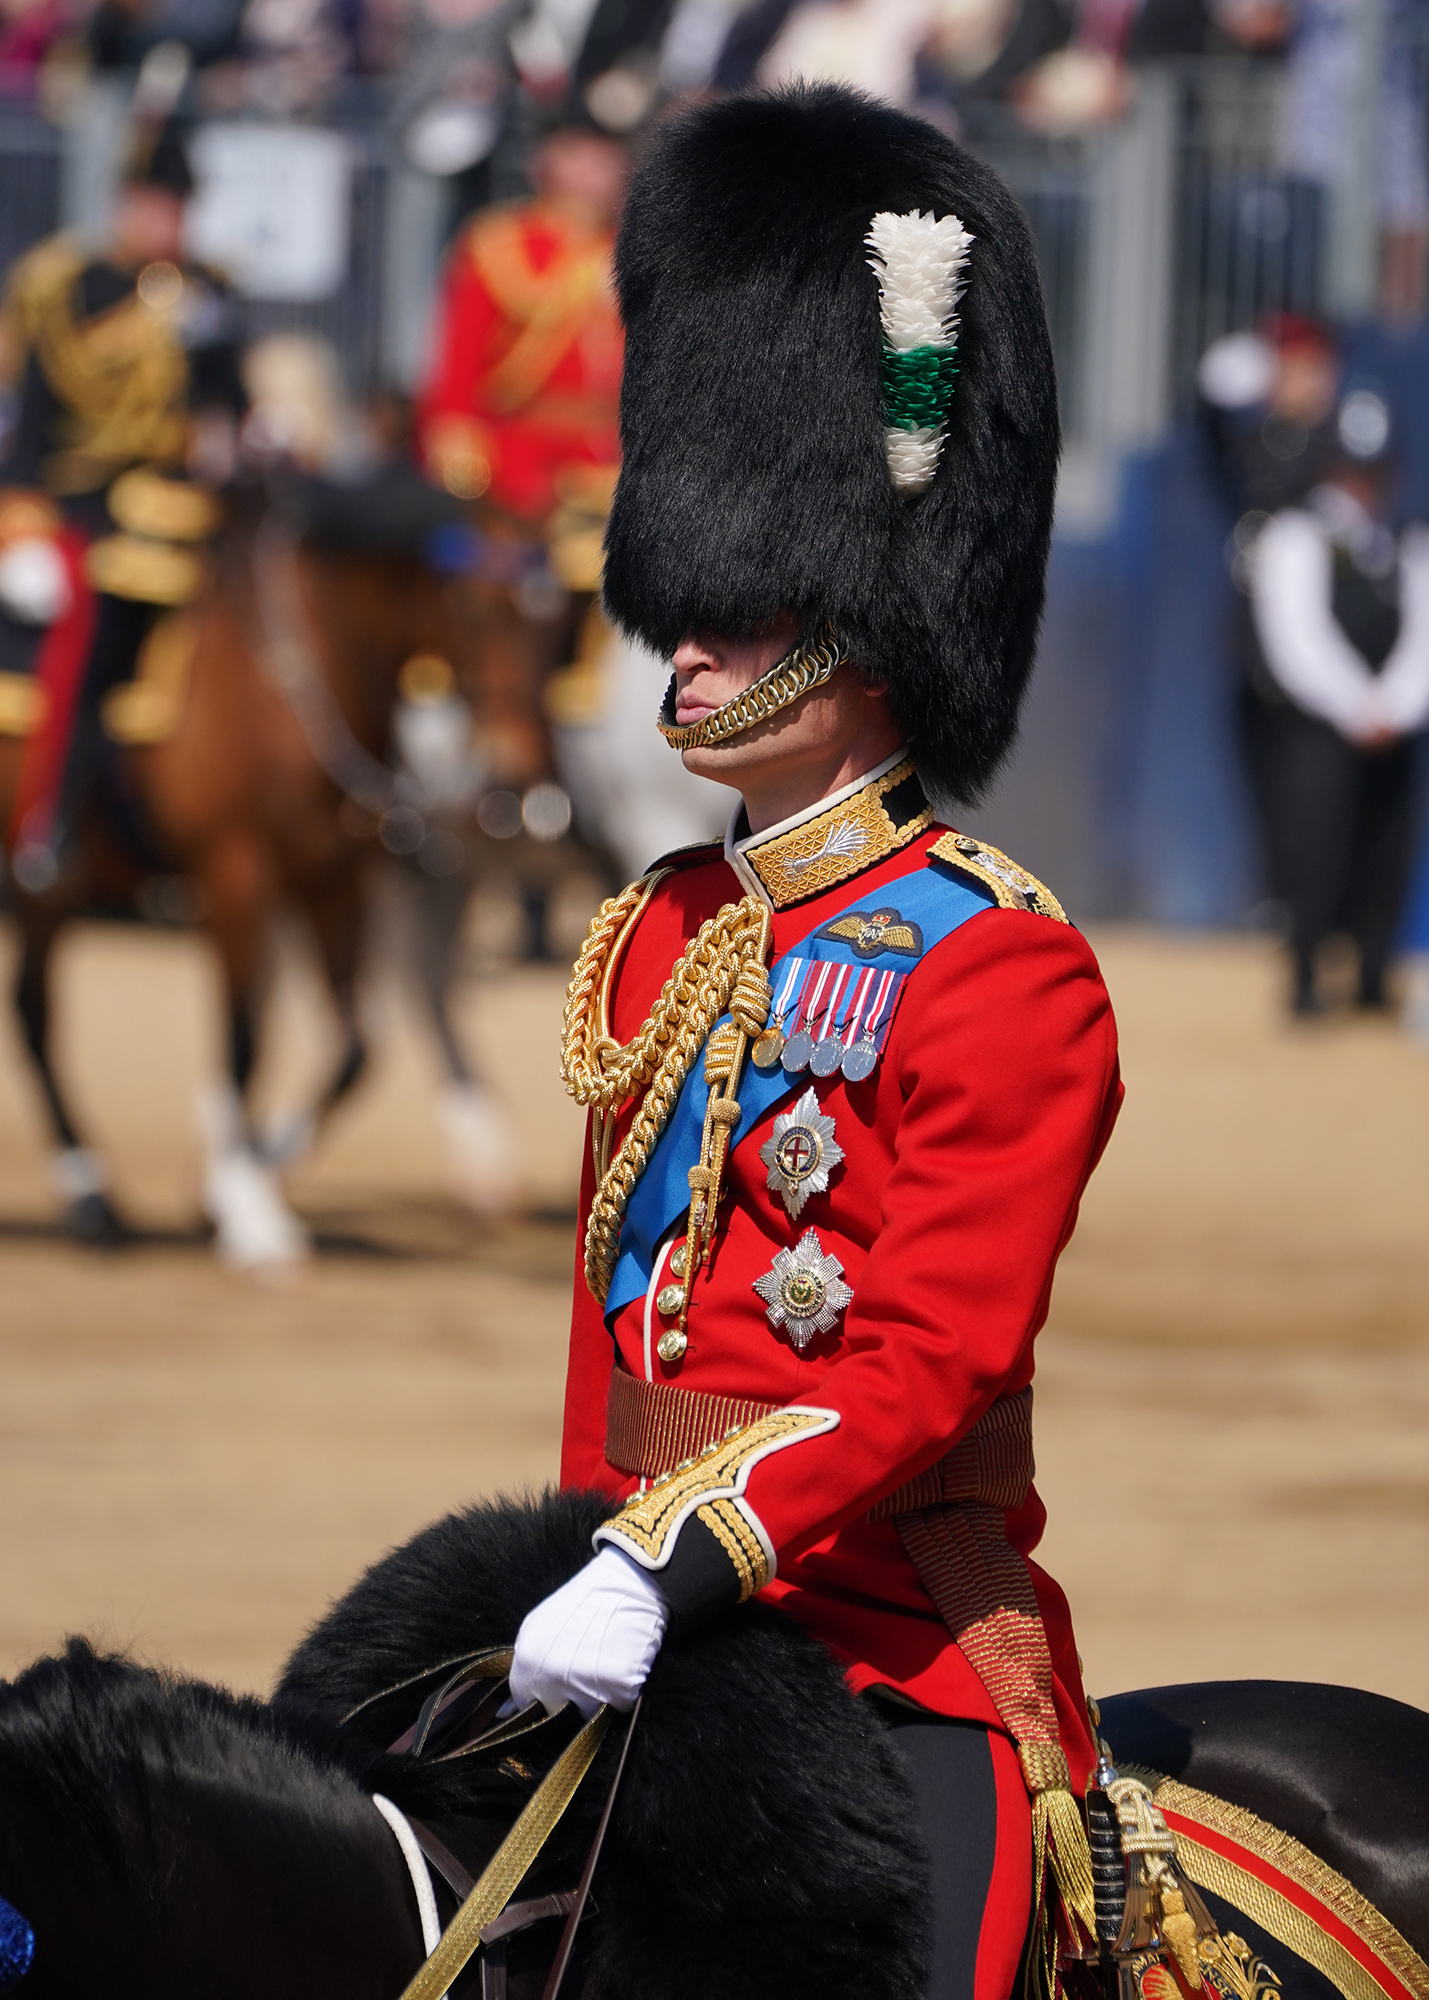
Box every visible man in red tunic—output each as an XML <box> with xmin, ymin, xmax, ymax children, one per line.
<box><xmin>415</xmin><ymin>123</ymin><xmax>626</xmax><ymax>525</ymax></box>
<box><xmin>508</xmin><ymin>86</ymin><xmax>1122</xmax><ymax>2000</ymax></box>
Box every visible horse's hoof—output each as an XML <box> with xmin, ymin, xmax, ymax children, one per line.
<box><xmin>256</xmin><ymin>1107</ymin><xmax>317</xmax><ymax>1168</ymax></box>
<box><xmin>65</xmin><ymin>1191</ymin><xmax>130</xmax><ymax>1247</ymax></box>
<box><xmin>49</xmin><ymin>1148</ymin><xmax>128</xmax><ymax>1246</ymax></box>
<box><xmin>203</xmin><ymin>1148</ymin><xmax>308</xmax><ymax>1269</ymax></box>
<box><xmin>438</xmin><ymin>1082</ymin><xmax>516</xmax><ymax>1213</ymax></box>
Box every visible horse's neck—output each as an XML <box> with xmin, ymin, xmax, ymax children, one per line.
<box><xmin>294</xmin><ymin>549</ymin><xmax>426</xmax><ymax>748</ymax></box>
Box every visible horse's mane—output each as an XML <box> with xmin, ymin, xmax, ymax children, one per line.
<box><xmin>0</xmin><ymin>1638</ymin><xmax>359</xmax><ymax>1894</ymax></box>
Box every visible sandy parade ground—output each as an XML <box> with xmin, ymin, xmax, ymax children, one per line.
<box><xmin>0</xmin><ymin>900</ymin><xmax>1426</xmax><ymax>1716</ymax></box>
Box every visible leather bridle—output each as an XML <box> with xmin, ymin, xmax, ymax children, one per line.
<box><xmin>350</xmin><ymin>1647</ymin><xmax>640</xmax><ymax>2000</ymax></box>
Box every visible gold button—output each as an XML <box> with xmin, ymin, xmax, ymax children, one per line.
<box><xmin>657</xmin><ymin>1328</ymin><xmax>688</xmax><ymax>1363</ymax></box>
<box><xmin>656</xmin><ymin>1282</ymin><xmax>683</xmax><ymax>1316</ymax></box>
<box><xmin>669</xmin><ymin>1242</ymin><xmax>688</xmax><ymax>1279</ymax></box>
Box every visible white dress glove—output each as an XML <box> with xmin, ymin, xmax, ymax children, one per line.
<box><xmin>509</xmin><ymin>1545</ymin><xmax>670</xmax><ymax>1719</ymax></box>
<box><xmin>0</xmin><ymin>539</ymin><xmax>71</xmax><ymax>626</ymax></box>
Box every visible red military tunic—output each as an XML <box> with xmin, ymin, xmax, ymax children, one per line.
<box><xmin>416</xmin><ymin>198</ymin><xmax>623</xmax><ymax>524</ymax></box>
<box><xmin>559</xmin><ymin>762</ymin><xmax>1122</xmax><ymax>1793</ymax></box>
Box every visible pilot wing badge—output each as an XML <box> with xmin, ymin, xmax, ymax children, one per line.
<box><xmin>816</xmin><ymin>906</ymin><xmax>925</xmax><ymax>959</ymax></box>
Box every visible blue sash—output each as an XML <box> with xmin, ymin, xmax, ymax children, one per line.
<box><xmin>603</xmin><ymin>856</ymin><xmax>994</xmax><ymax>1323</ymax></box>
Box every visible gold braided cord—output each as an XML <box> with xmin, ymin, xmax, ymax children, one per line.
<box><xmin>655</xmin><ymin>626</ymin><xmax>849</xmax><ymax>751</ymax></box>
<box><xmin>396</xmin><ymin>1705</ymin><xmax>612</xmax><ymax>2000</ymax></box>
<box><xmin>562</xmin><ymin>884</ymin><xmax>772</xmax><ymax>1303</ymax></box>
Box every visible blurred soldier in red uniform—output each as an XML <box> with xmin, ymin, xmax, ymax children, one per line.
<box><xmin>416</xmin><ymin>123</ymin><xmax>626</xmax><ymax>528</ymax></box>
<box><xmin>416</xmin><ymin>123</ymin><xmax>627</xmax><ymax>917</ymax></box>
<box><xmin>504</xmin><ymin>86</ymin><xmax>1124</xmax><ymax>2000</ymax></box>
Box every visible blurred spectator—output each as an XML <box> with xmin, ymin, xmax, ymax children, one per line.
<box><xmin>700</xmin><ymin>0</ymin><xmax>1288</xmax><ymax>122</ymax></box>
<box><xmin>198</xmin><ymin>0</ymin><xmax>350</xmax><ymax>114</ymax></box>
<box><xmin>88</xmin><ymin>0</ymin><xmax>244</xmax><ymax>70</ymax></box>
<box><xmin>388</xmin><ymin>0</ymin><xmax>523</xmax><ymax>184</ymax></box>
<box><xmin>1280</xmin><ymin>0</ymin><xmax>1429</xmax><ymax>327</ymax></box>
<box><xmin>1199</xmin><ymin>313</ymin><xmax>1343</xmax><ymax>519</ymax></box>
<box><xmin>1243</xmin><ymin>387</ymin><xmax>1429</xmax><ymax>1013</ymax></box>
<box><xmin>416</xmin><ymin>120</ymin><xmax>625</xmax><ymax>523</ymax></box>
<box><xmin>0</xmin><ymin>0</ymin><xmax>74</xmax><ymax>98</ymax></box>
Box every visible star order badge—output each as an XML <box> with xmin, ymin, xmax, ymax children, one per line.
<box><xmin>753</xmin><ymin>1229</ymin><xmax>854</xmax><ymax>1350</ymax></box>
<box><xmin>758</xmin><ymin>1087</ymin><xmax>844</xmax><ymax>1218</ymax></box>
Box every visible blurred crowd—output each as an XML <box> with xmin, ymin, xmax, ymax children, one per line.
<box><xmin>0</xmin><ymin>0</ymin><xmax>1328</xmax><ymax>143</ymax></box>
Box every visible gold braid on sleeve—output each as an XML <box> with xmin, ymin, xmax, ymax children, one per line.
<box><xmin>562</xmin><ymin>878</ymin><xmax>772</xmax><ymax>1306</ymax></box>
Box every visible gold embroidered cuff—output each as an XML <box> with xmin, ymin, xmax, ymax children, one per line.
<box><xmin>696</xmin><ymin>1499</ymin><xmax>767</xmax><ymax>1602</ymax></box>
<box><xmin>593</xmin><ymin>1404</ymin><xmax>838</xmax><ymax>1599</ymax></box>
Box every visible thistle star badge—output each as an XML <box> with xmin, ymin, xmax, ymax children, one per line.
<box><xmin>753</xmin><ymin>1229</ymin><xmax>853</xmax><ymax>1350</ymax></box>
<box><xmin>758</xmin><ymin>1087</ymin><xmax>844</xmax><ymax>1219</ymax></box>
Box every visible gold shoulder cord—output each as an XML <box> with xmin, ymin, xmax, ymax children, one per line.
<box><xmin>562</xmin><ymin>877</ymin><xmax>772</xmax><ymax>1320</ymax></box>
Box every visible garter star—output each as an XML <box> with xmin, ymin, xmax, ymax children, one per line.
<box><xmin>759</xmin><ymin>1087</ymin><xmax>844</xmax><ymax>1219</ymax></box>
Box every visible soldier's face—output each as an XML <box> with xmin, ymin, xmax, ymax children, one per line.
<box><xmin>671</xmin><ymin>622</ymin><xmax>902</xmax><ymax>828</ymax></box>
<box><xmin>113</xmin><ymin>188</ymin><xmax>186</xmax><ymax>268</ymax></box>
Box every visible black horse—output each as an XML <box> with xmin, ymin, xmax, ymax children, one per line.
<box><xmin>0</xmin><ymin>1489</ymin><xmax>1423</xmax><ymax>2000</ymax></box>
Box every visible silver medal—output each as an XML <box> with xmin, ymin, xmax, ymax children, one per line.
<box><xmin>840</xmin><ymin>1037</ymin><xmax>878</xmax><ymax>1082</ymax></box>
<box><xmin>758</xmin><ymin>1087</ymin><xmax>844</xmax><ymax>1218</ymax></box>
<box><xmin>781</xmin><ymin>1029</ymin><xmax>815</xmax><ymax>1072</ymax></box>
<box><xmin>809</xmin><ymin>1036</ymin><xmax>844</xmax><ymax>1077</ymax></box>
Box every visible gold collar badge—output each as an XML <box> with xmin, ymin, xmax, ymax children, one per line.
<box><xmin>739</xmin><ymin>756</ymin><xmax>933</xmax><ymax>909</ymax></box>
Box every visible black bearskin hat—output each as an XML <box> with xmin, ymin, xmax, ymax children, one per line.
<box><xmin>123</xmin><ymin>118</ymin><xmax>196</xmax><ymax>199</ymax></box>
<box><xmin>602</xmin><ymin>84</ymin><xmax>1059</xmax><ymax>805</ymax></box>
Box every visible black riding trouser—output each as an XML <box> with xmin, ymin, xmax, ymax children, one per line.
<box><xmin>875</xmin><ymin>1706</ymin><xmax>1027</xmax><ymax>2000</ymax></box>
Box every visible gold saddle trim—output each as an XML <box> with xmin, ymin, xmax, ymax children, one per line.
<box><xmin>1154</xmin><ymin>1778</ymin><xmax>1429</xmax><ymax>2000</ymax></box>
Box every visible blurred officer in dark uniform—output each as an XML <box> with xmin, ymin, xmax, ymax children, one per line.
<box><xmin>0</xmin><ymin>118</ymin><xmax>246</xmax><ymax>885</ymax></box>
<box><xmin>1197</xmin><ymin>312</ymin><xmax>1342</xmax><ymax>520</ymax></box>
<box><xmin>1244</xmin><ymin>387</ymin><xmax>1429</xmax><ymax>1014</ymax></box>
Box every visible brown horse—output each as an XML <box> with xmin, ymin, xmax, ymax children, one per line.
<box><xmin>0</xmin><ymin>474</ymin><xmax>493</xmax><ymax>1262</ymax></box>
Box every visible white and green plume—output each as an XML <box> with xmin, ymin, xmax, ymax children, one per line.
<box><xmin>864</xmin><ymin>208</ymin><xmax>974</xmax><ymax>498</ymax></box>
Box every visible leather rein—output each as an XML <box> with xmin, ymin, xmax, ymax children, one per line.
<box><xmin>352</xmin><ymin>1646</ymin><xmax>639</xmax><ymax>2000</ymax></box>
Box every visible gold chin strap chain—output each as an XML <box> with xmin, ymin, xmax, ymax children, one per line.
<box><xmin>562</xmin><ymin>883</ymin><xmax>772</xmax><ymax>1311</ymax></box>
<box><xmin>655</xmin><ymin>626</ymin><xmax>849</xmax><ymax>752</ymax></box>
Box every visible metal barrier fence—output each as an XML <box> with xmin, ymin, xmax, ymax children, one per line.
<box><xmin>0</xmin><ymin>60</ymin><xmax>1348</xmax><ymax>468</ymax></box>
<box><xmin>0</xmin><ymin>106</ymin><xmax>63</xmax><ymax>292</ymax></box>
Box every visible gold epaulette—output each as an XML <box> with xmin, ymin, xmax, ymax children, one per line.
<box><xmin>930</xmin><ymin>831</ymin><xmax>1069</xmax><ymax>924</ymax></box>
<box><xmin>5</xmin><ymin>234</ymin><xmax>84</xmax><ymax>333</ymax></box>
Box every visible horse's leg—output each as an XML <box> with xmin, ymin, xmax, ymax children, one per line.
<box><xmin>11</xmin><ymin>901</ymin><xmax>128</xmax><ymax>1244</ymax></box>
<box><xmin>407</xmin><ymin>863</ymin><xmax>514</xmax><ymax>1212</ymax></box>
<box><xmin>193</xmin><ymin>830</ymin><xmax>307</xmax><ymax>1267</ymax></box>
<box><xmin>273</xmin><ymin>861</ymin><xmax>368</xmax><ymax>1161</ymax></box>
